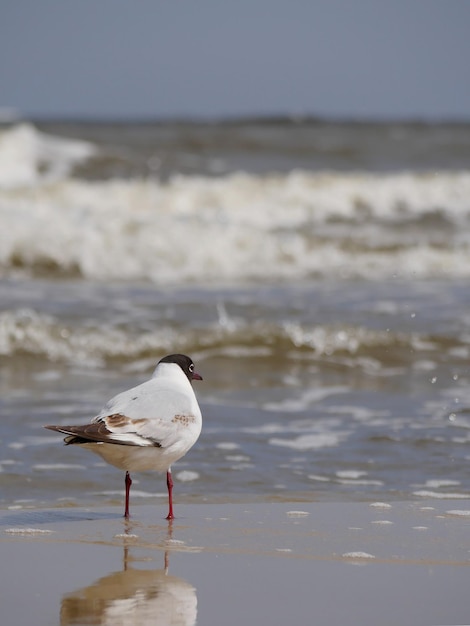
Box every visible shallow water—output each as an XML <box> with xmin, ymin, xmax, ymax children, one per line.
<box><xmin>1</xmin><ymin>119</ymin><xmax>470</xmax><ymax>510</ymax></box>
<box><xmin>2</xmin><ymin>276</ymin><xmax>470</xmax><ymax>509</ymax></box>
<box><xmin>2</xmin><ymin>502</ymin><xmax>470</xmax><ymax>626</ymax></box>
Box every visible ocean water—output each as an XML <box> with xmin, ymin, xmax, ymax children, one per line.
<box><xmin>1</xmin><ymin>119</ymin><xmax>470</xmax><ymax>511</ymax></box>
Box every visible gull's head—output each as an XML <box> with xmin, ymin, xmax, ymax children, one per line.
<box><xmin>156</xmin><ymin>354</ymin><xmax>203</xmax><ymax>383</ymax></box>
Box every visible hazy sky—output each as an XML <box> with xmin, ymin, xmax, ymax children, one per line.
<box><xmin>1</xmin><ymin>0</ymin><xmax>469</xmax><ymax>120</ymax></box>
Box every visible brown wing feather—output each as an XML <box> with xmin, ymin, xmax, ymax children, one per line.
<box><xmin>44</xmin><ymin>417</ymin><xmax>162</xmax><ymax>448</ymax></box>
<box><xmin>45</xmin><ymin>423</ymin><xmax>115</xmax><ymax>444</ymax></box>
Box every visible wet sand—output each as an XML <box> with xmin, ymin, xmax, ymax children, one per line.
<box><xmin>1</xmin><ymin>500</ymin><xmax>469</xmax><ymax>626</ymax></box>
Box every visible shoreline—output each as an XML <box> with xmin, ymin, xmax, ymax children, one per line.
<box><xmin>1</xmin><ymin>499</ymin><xmax>469</xmax><ymax>626</ymax></box>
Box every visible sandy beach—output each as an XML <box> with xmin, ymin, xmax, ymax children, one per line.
<box><xmin>1</xmin><ymin>499</ymin><xmax>469</xmax><ymax>626</ymax></box>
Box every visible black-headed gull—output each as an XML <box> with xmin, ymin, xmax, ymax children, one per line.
<box><xmin>45</xmin><ymin>354</ymin><xmax>203</xmax><ymax>519</ymax></box>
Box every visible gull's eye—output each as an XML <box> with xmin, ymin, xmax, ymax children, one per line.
<box><xmin>189</xmin><ymin>363</ymin><xmax>194</xmax><ymax>372</ymax></box>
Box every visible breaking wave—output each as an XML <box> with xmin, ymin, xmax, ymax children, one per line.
<box><xmin>0</xmin><ymin>123</ymin><xmax>95</xmax><ymax>187</ymax></box>
<box><xmin>1</xmin><ymin>124</ymin><xmax>470</xmax><ymax>283</ymax></box>
<box><xmin>0</xmin><ymin>306</ymin><xmax>463</xmax><ymax>369</ymax></box>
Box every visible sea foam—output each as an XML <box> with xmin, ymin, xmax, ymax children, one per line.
<box><xmin>0</xmin><ymin>123</ymin><xmax>95</xmax><ymax>187</ymax></box>
<box><xmin>0</xmin><ymin>127</ymin><xmax>469</xmax><ymax>284</ymax></box>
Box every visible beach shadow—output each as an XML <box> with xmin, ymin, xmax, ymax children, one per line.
<box><xmin>59</xmin><ymin>522</ymin><xmax>198</xmax><ymax>626</ymax></box>
<box><xmin>0</xmin><ymin>509</ymin><xmax>121</xmax><ymax>527</ymax></box>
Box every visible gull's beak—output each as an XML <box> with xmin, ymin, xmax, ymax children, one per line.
<box><xmin>192</xmin><ymin>371</ymin><xmax>203</xmax><ymax>381</ymax></box>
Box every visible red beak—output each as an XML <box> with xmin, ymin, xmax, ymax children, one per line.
<box><xmin>192</xmin><ymin>371</ymin><xmax>203</xmax><ymax>381</ymax></box>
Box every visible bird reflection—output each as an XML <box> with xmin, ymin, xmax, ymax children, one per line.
<box><xmin>59</xmin><ymin>522</ymin><xmax>197</xmax><ymax>626</ymax></box>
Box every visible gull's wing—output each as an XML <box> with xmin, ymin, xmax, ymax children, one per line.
<box><xmin>45</xmin><ymin>407</ymin><xmax>199</xmax><ymax>448</ymax></box>
<box><xmin>46</xmin><ymin>374</ymin><xmax>201</xmax><ymax>449</ymax></box>
<box><xmin>95</xmin><ymin>378</ymin><xmax>198</xmax><ymax>422</ymax></box>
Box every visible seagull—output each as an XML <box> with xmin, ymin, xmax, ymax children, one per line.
<box><xmin>45</xmin><ymin>354</ymin><xmax>203</xmax><ymax>520</ymax></box>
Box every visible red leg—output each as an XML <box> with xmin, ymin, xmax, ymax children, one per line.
<box><xmin>124</xmin><ymin>471</ymin><xmax>132</xmax><ymax>518</ymax></box>
<box><xmin>166</xmin><ymin>468</ymin><xmax>174</xmax><ymax>520</ymax></box>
